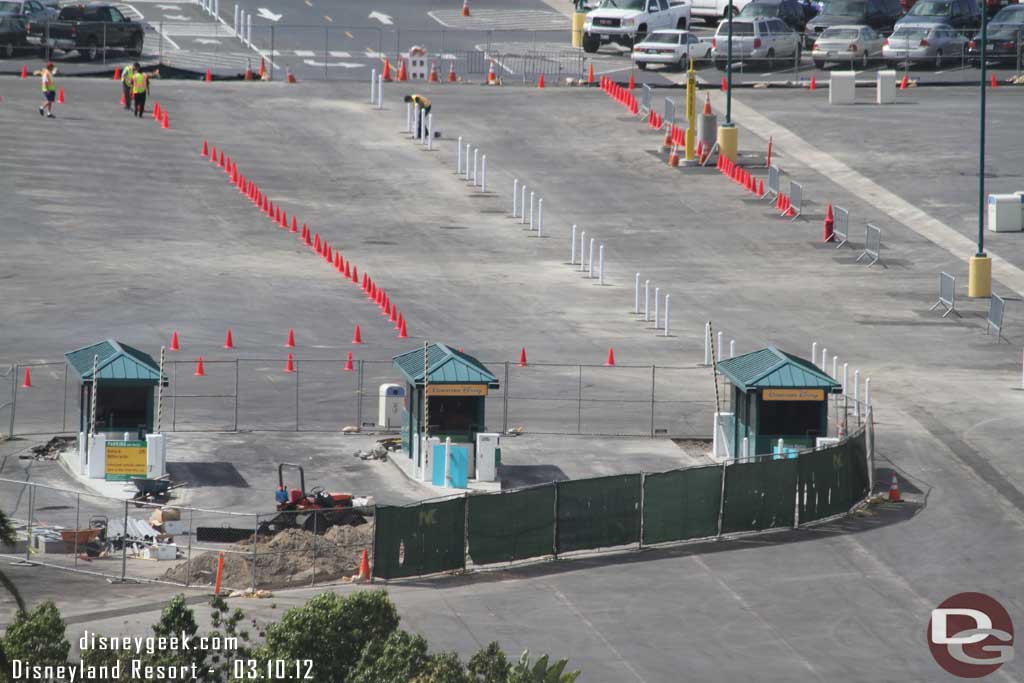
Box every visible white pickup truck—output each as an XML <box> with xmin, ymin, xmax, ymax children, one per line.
<box><xmin>582</xmin><ymin>0</ymin><xmax>692</xmax><ymax>52</ymax></box>
<box><xmin>689</xmin><ymin>0</ymin><xmax>755</xmax><ymax>25</ymax></box>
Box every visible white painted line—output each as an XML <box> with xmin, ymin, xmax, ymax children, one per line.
<box><xmin>427</xmin><ymin>10</ymin><xmax>453</xmax><ymax>28</ymax></box>
<box><xmin>293</xmin><ymin>49</ymin><xmax>315</xmax><ymax>57</ymax></box>
<box><xmin>328</xmin><ymin>50</ymin><xmax>351</xmax><ymax>58</ymax></box>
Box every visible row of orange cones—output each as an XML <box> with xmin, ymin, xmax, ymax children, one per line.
<box><xmin>716</xmin><ymin>154</ymin><xmax>798</xmax><ymax>218</ymax></box>
<box><xmin>119</xmin><ymin>93</ymin><xmax>170</xmax><ymax>128</ymax></box>
<box><xmin>600</xmin><ymin>75</ymin><xmax>639</xmax><ymax>115</ymax></box>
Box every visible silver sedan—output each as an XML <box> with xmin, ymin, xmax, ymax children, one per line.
<box><xmin>882</xmin><ymin>24</ymin><xmax>967</xmax><ymax>69</ymax></box>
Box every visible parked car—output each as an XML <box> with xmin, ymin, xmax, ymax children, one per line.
<box><xmin>690</xmin><ymin>0</ymin><xmax>756</xmax><ymax>24</ymax></box>
<box><xmin>26</xmin><ymin>3</ymin><xmax>144</xmax><ymax>60</ymax></box>
<box><xmin>583</xmin><ymin>0</ymin><xmax>692</xmax><ymax>52</ymax></box>
<box><xmin>882</xmin><ymin>23</ymin><xmax>968</xmax><ymax>66</ymax></box>
<box><xmin>811</xmin><ymin>23</ymin><xmax>885</xmax><ymax>64</ymax></box>
<box><xmin>736</xmin><ymin>0</ymin><xmax>812</xmax><ymax>30</ymax></box>
<box><xmin>895</xmin><ymin>0</ymin><xmax>981</xmax><ymax>28</ymax></box>
<box><xmin>712</xmin><ymin>17</ymin><xmax>802</xmax><ymax>67</ymax></box>
<box><xmin>632</xmin><ymin>28</ymin><xmax>711</xmax><ymax>68</ymax></box>
<box><xmin>805</xmin><ymin>0</ymin><xmax>904</xmax><ymax>47</ymax></box>
<box><xmin>0</xmin><ymin>4</ymin><xmax>26</xmax><ymax>58</ymax></box>
<box><xmin>966</xmin><ymin>3</ymin><xmax>1024</xmax><ymax>63</ymax></box>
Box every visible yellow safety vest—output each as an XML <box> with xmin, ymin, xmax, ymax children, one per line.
<box><xmin>411</xmin><ymin>94</ymin><xmax>431</xmax><ymax>109</ymax></box>
<box><xmin>41</xmin><ymin>70</ymin><xmax>55</xmax><ymax>92</ymax></box>
<box><xmin>132</xmin><ymin>72</ymin><xmax>148</xmax><ymax>95</ymax></box>
<box><xmin>122</xmin><ymin>65</ymin><xmax>135</xmax><ymax>85</ymax></box>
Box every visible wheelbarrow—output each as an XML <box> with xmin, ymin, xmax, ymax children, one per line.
<box><xmin>131</xmin><ymin>478</ymin><xmax>173</xmax><ymax>506</ymax></box>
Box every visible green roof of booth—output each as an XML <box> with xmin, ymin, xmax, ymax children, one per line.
<box><xmin>392</xmin><ymin>343</ymin><xmax>499</xmax><ymax>387</ymax></box>
<box><xmin>65</xmin><ymin>340</ymin><xmax>164</xmax><ymax>383</ymax></box>
<box><xmin>716</xmin><ymin>346</ymin><xmax>841</xmax><ymax>392</ymax></box>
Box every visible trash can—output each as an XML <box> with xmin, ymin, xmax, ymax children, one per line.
<box><xmin>378</xmin><ymin>384</ymin><xmax>405</xmax><ymax>428</ymax></box>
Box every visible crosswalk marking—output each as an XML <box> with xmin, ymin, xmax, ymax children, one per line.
<box><xmin>429</xmin><ymin>8</ymin><xmax>568</xmax><ymax>31</ymax></box>
<box><xmin>293</xmin><ymin>49</ymin><xmax>315</xmax><ymax>57</ymax></box>
<box><xmin>157</xmin><ymin>21</ymin><xmax>237</xmax><ymax>38</ymax></box>
<box><xmin>329</xmin><ymin>50</ymin><xmax>351</xmax><ymax>58</ymax></box>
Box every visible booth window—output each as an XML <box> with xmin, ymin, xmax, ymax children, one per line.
<box><xmin>431</xmin><ymin>396</ymin><xmax>476</xmax><ymax>432</ymax></box>
<box><xmin>758</xmin><ymin>400</ymin><xmax>821</xmax><ymax>438</ymax></box>
<box><xmin>94</xmin><ymin>385</ymin><xmax>149</xmax><ymax>430</ymax></box>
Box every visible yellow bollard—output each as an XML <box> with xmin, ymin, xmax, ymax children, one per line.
<box><xmin>717</xmin><ymin>124</ymin><xmax>738</xmax><ymax>163</ymax></box>
<box><xmin>968</xmin><ymin>255</ymin><xmax>992</xmax><ymax>298</ymax></box>
<box><xmin>571</xmin><ymin>12</ymin><xmax>586</xmax><ymax>48</ymax></box>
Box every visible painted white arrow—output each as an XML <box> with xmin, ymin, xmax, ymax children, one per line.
<box><xmin>195</xmin><ymin>38</ymin><xmax>222</xmax><ymax>44</ymax></box>
<box><xmin>368</xmin><ymin>11</ymin><xmax>393</xmax><ymax>25</ymax></box>
<box><xmin>303</xmin><ymin>59</ymin><xmax>363</xmax><ymax>68</ymax></box>
<box><xmin>165</xmin><ymin>14</ymin><xmax>190</xmax><ymax>20</ymax></box>
<box><xmin>256</xmin><ymin>7</ymin><xmax>282</xmax><ymax>21</ymax></box>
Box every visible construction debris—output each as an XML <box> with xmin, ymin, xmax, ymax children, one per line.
<box><xmin>24</xmin><ymin>436</ymin><xmax>75</xmax><ymax>460</ymax></box>
<box><xmin>162</xmin><ymin>524</ymin><xmax>373</xmax><ymax>590</ymax></box>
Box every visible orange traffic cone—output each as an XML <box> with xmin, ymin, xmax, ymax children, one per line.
<box><xmin>757</xmin><ymin>178</ymin><xmax>764</xmax><ymax>197</ymax></box>
<box><xmin>721</xmin><ymin>76</ymin><xmax>727</xmax><ymax>92</ymax></box>
<box><xmin>519</xmin><ymin>347</ymin><xmax>528</xmax><ymax>367</ymax></box>
<box><xmin>447</xmin><ymin>61</ymin><xmax>457</xmax><ymax>82</ymax></box>
<box><xmin>120</xmin><ymin>93</ymin><xmax>126</xmax><ymax>106</ymax></box>
<box><xmin>20</xmin><ymin>65</ymin><xmax>27</xmax><ymax>78</ymax></box>
<box><xmin>170</xmin><ymin>331</ymin><xmax>181</xmax><ymax>351</ymax></box>
<box><xmin>113</xmin><ymin>67</ymin><xmax>120</xmax><ymax>80</ymax></box>
<box><xmin>153</xmin><ymin>101</ymin><xmax>161</xmax><ymax>119</ymax></box>
<box><xmin>286</xmin><ymin>327</ymin><xmax>296</xmax><ymax>348</ymax></box>
<box><xmin>898</xmin><ymin>74</ymin><xmax>908</xmax><ymax>90</ymax></box>
<box><xmin>628</xmin><ymin>73</ymin><xmax>635</xmax><ymax>90</ymax></box>
<box><xmin>194</xmin><ymin>357</ymin><xmax>206</xmax><ymax>377</ymax></box>
<box><xmin>429</xmin><ymin>61</ymin><xmax>439</xmax><ymax>82</ymax></box>
<box><xmin>888</xmin><ymin>472</ymin><xmax>902</xmax><ymax>503</ymax></box>
<box><xmin>303</xmin><ymin>225</ymin><xmax>312</xmax><ymax>246</ymax></box>
<box><xmin>205</xmin><ymin>68</ymin><xmax>212</xmax><ymax>82</ymax></box>
<box><xmin>244</xmin><ymin>63</ymin><xmax>253</xmax><ymax>80</ymax></box>
<box><xmin>605</xmin><ymin>348</ymin><xmax>616</xmax><ymax>366</ymax></box>
<box><xmin>21</xmin><ymin>368</ymin><xmax>32</xmax><ymax>388</ymax></box>
<box><xmin>284</xmin><ymin>353</ymin><xmax>295</xmax><ymax>373</ymax></box>
<box><xmin>57</xmin><ymin>87</ymin><xmax>64</xmax><ymax>104</ymax></box>
<box><xmin>290</xmin><ymin>216</ymin><xmax>298</xmax><ymax>233</ymax></box>
<box><xmin>537</xmin><ymin>73</ymin><xmax>545</xmax><ymax>88</ymax></box>
<box><xmin>668</xmin><ymin>146</ymin><xmax>680</xmax><ymax>167</ymax></box>
<box><xmin>344</xmin><ymin>352</ymin><xmax>355</xmax><ymax>371</ymax></box>
<box><xmin>286</xmin><ymin>67</ymin><xmax>297</xmax><ymax>83</ymax></box>
<box><xmin>398</xmin><ymin>318</ymin><xmax>408</xmax><ymax>339</ymax></box>
<box><xmin>161</xmin><ymin>111</ymin><xmax>169</xmax><ymax>129</ymax></box>
<box><xmin>703</xmin><ymin>93</ymin><xmax>712</xmax><ymax>116</ymax></box>
<box><xmin>990</xmin><ymin>74</ymin><xmax>997</xmax><ymax>88</ymax></box>
<box><xmin>382</xmin><ymin>57</ymin><xmax>392</xmax><ymax>81</ymax></box>
<box><xmin>487</xmin><ymin>61</ymin><xmax>497</xmax><ymax>85</ymax></box>
<box><xmin>224</xmin><ymin>328</ymin><xmax>234</xmax><ymax>349</ymax></box>
<box><xmin>201</xmin><ymin>140</ymin><xmax>208</xmax><ymax>156</ymax></box>
<box><xmin>354</xmin><ymin>548</ymin><xmax>371</xmax><ymax>582</ymax></box>
<box><xmin>587</xmin><ymin>63</ymin><xmax>594</xmax><ymax>85</ymax></box>
<box><xmin>258</xmin><ymin>57</ymin><xmax>267</xmax><ymax>79</ymax></box>
<box><xmin>824</xmin><ymin>204</ymin><xmax>834</xmax><ymax>242</ymax></box>
<box><xmin>351</xmin><ymin>265</ymin><xmax>358</xmax><ymax>284</ymax></box>
<box><xmin>462</xmin><ymin>0</ymin><xmax>470</xmax><ymax>17</ymax></box>
<box><xmin>352</xmin><ymin>324</ymin><xmax>363</xmax><ymax>344</ymax></box>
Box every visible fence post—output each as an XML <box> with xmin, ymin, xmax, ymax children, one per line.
<box><xmin>120</xmin><ymin>499</ymin><xmax>129</xmax><ymax>582</ymax></box>
<box><xmin>185</xmin><ymin>507</ymin><xmax>194</xmax><ymax>586</ymax></box>
<box><xmin>576</xmin><ymin>365</ymin><xmax>583</xmax><ymax>434</ymax></box>
<box><xmin>25</xmin><ymin>483</ymin><xmax>33</xmax><ymax>563</ymax></box>
<box><xmin>294</xmin><ymin>359</ymin><xmax>300</xmax><ymax>431</ymax></box>
<box><xmin>73</xmin><ymin>492</ymin><xmax>81</xmax><ymax>569</ymax></box>
<box><xmin>311</xmin><ymin>510</ymin><xmax>318</xmax><ymax>586</ymax></box>
<box><xmin>716</xmin><ymin>460</ymin><xmax>727</xmax><ymax>537</ymax></box>
<box><xmin>649</xmin><ymin>365</ymin><xmax>656</xmax><ymax>437</ymax></box>
<box><xmin>233</xmin><ymin>359</ymin><xmax>239</xmax><ymax>431</ymax></box>
<box><xmin>356</xmin><ymin>360</ymin><xmax>364</xmax><ymax>428</ymax></box>
<box><xmin>502</xmin><ymin>361</ymin><xmax>509</xmax><ymax>434</ymax></box>
<box><xmin>552</xmin><ymin>481</ymin><xmax>559</xmax><ymax>559</ymax></box>
<box><xmin>252</xmin><ymin>513</ymin><xmax>259</xmax><ymax>591</ymax></box>
<box><xmin>638</xmin><ymin>471</ymin><xmax>646</xmax><ymax>548</ymax></box>
<box><xmin>62</xmin><ymin>363</ymin><xmax>68</xmax><ymax>432</ymax></box>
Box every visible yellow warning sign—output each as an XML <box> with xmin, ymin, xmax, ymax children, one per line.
<box><xmin>105</xmin><ymin>440</ymin><xmax>147</xmax><ymax>480</ymax></box>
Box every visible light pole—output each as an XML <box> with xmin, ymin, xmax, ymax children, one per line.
<box><xmin>969</xmin><ymin>1</ymin><xmax>992</xmax><ymax>297</ymax></box>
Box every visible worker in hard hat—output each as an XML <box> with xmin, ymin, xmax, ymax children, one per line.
<box><xmin>404</xmin><ymin>94</ymin><xmax>431</xmax><ymax>139</ymax></box>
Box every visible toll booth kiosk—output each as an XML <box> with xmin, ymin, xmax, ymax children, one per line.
<box><xmin>392</xmin><ymin>344</ymin><xmax>500</xmax><ymax>487</ymax></box>
<box><xmin>715</xmin><ymin>347</ymin><xmax>841</xmax><ymax>459</ymax></box>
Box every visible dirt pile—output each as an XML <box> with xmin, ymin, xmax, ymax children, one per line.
<box><xmin>163</xmin><ymin>523</ymin><xmax>374</xmax><ymax>590</ymax></box>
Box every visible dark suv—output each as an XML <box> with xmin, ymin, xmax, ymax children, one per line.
<box><xmin>895</xmin><ymin>0</ymin><xmax>981</xmax><ymax>28</ymax></box>
<box><xmin>804</xmin><ymin>0</ymin><xmax>904</xmax><ymax>47</ymax></box>
<box><xmin>736</xmin><ymin>0</ymin><xmax>813</xmax><ymax>31</ymax></box>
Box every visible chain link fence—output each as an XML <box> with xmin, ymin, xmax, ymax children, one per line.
<box><xmin>1</xmin><ymin>358</ymin><xmax>717</xmax><ymax>440</ymax></box>
<box><xmin>0</xmin><ymin>477</ymin><xmax>374</xmax><ymax>591</ymax></box>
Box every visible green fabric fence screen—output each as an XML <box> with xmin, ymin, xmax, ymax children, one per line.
<box><xmin>467</xmin><ymin>484</ymin><xmax>555</xmax><ymax>565</ymax></box>
<box><xmin>642</xmin><ymin>465</ymin><xmax>723</xmax><ymax>545</ymax></box>
<box><xmin>556</xmin><ymin>474</ymin><xmax>641</xmax><ymax>553</ymax></box>
<box><xmin>721</xmin><ymin>458</ymin><xmax>798</xmax><ymax>534</ymax></box>
<box><xmin>373</xmin><ymin>496</ymin><xmax>466</xmax><ymax>579</ymax></box>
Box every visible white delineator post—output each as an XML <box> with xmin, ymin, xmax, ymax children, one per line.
<box><xmin>598</xmin><ymin>244</ymin><xmax>604</xmax><ymax>285</ymax></box>
<box><xmin>729</xmin><ymin>339</ymin><xmax>735</xmax><ymax>359</ymax></box>
<box><xmin>465</xmin><ymin>143</ymin><xmax>471</xmax><ymax>179</ymax></box>
<box><xmin>821</xmin><ymin>347</ymin><xmax>828</xmax><ymax>370</ymax></box>
<box><xmin>588</xmin><ymin>238</ymin><xmax>594</xmax><ymax>278</ymax></box>
<box><xmin>842</xmin><ymin>362</ymin><xmax>849</xmax><ymax>392</ymax></box>
<box><xmin>370</xmin><ymin>68</ymin><xmax>377</xmax><ymax>103</ymax></box>
<box><xmin>865</xmin><ymin>377</ymin><xmax>871</xmax><ymax>409</ymax></box>
<box><xmin>717</xmin><ymin>331</ymin><xmax>723</xmax><ymax>361</ymax></box>
<box><xmin>443</xmin><ymin>437</ymin><xmax>452</xmax><ymax>488</ymax></box>
<box><xmin>832</xmin><ymin>355</ymin><xmax>838</xmax><ymax>379</ymax></box>
<box><xmin>571</xmin><ymin>225</ymin><xmax>578</xmax><ymax>264</ymax></box>
<box><xmin>704</xmin><ymin>322</ymin><xmax>711</xmax><ymax>366</ymax></box>
<box><xmin>246</xmin><ymin>14</ymin><xmax>252</xmax><ymax>45</ymax></box>
<box><xmin>742</xmin><ymin>436</ymin><xmax>749</xmax><ymax>459</ymax></box>
<box><xmin>512</xmin><ymin>178</ymin><xmax>519</xmax><ymax>216</ymax></box>
<box><xmin>537</xmin><ymin>198</ymin><xmax>543</xmax><ymax>236</ymax></box>
<box><xmin>663</xmin><ymin>294</ymin><xmax>670</xmax><ymax>337</ymax></box>
<box><xmin>654</xmin><ymin>287</ymin><xmax>660</xmax><ymax>329</ymax></box>
<box><xmin>644</xmin><ymin>280</ymin><xmax>650</xmax><ymax>321</ymax></box>
<box><xmin>426</xmin><ymin>114</ymin><xmax>433</xmax><ymax>151</ymax></box>
<box><xmin>520</xmin><ymin>185</ymin><xmax>527</xmax><ymax>224</ymax></box>
<box><xmin>234</xmin><ymin>4</ymin><xmax>239</xmax><ymax>34</ymax></box>
<box><xmin>634</xmin><ymin>273</ymin><xmax>640</xmax><ymax>313</ymax></box>
<box><xmin>529</xmin><ymin>191</ymin><xmax>535</xmax><ymax>230</ymax></box>
<box><xmin>854</xmin><ymin>369</ymin><xmax>861</xmax><ymax>417</ymax></box>
<box><xmin>411</xmin><ymin>103</ymin><xmax>417</xmax><ymax>136</ymax></box>
<box><xmin>579</xmin><ymin>230</ymin><xmax>586</xmax><ymax>271</ymax></box>
<box><xmin>458</xmin><ymin>136</ymin><xmax>464</xmax><ymax>173</ymax></box>
<box><xmin>422</xmin><ymin>113</ymin><xmax>429</xmax><ymax>146</ymax></box>
<box><xmin>472</xmin><ymin>148</ymin><xmax>479</xmax><ymax>183</ymax></box>
<box><xmin>377</xmin><ymin>75</ymin><xmax>384</xmax><ymax>109</ymax></box>
<box><xmin>481</xmin><ymin>155</ymin><xmax>487</xmax><ymax>192</ymax></box>
<box><xmin>812</xmin><ymin>341</ymin><xmax>818</xmax><ymax>363</ymax></box>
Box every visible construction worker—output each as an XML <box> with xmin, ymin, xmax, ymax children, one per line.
<box><xmin>34</xmin><ymin>62</ymin><xmax>57</xmax><ymax>118</ymax></box>
<box><xmin>404</xmin><ymin>94</ymin><xmax>431</xmax><ymax>139</ymax></box>
<box><xmin>120</xmin><ymin>62</ymin><xmax>136</xmax><ymax>111</ymax></box>
<box><xmin>131</xmin><ymin>64</ymin><xmax>149</xmax><ymax>118</ymax></box>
